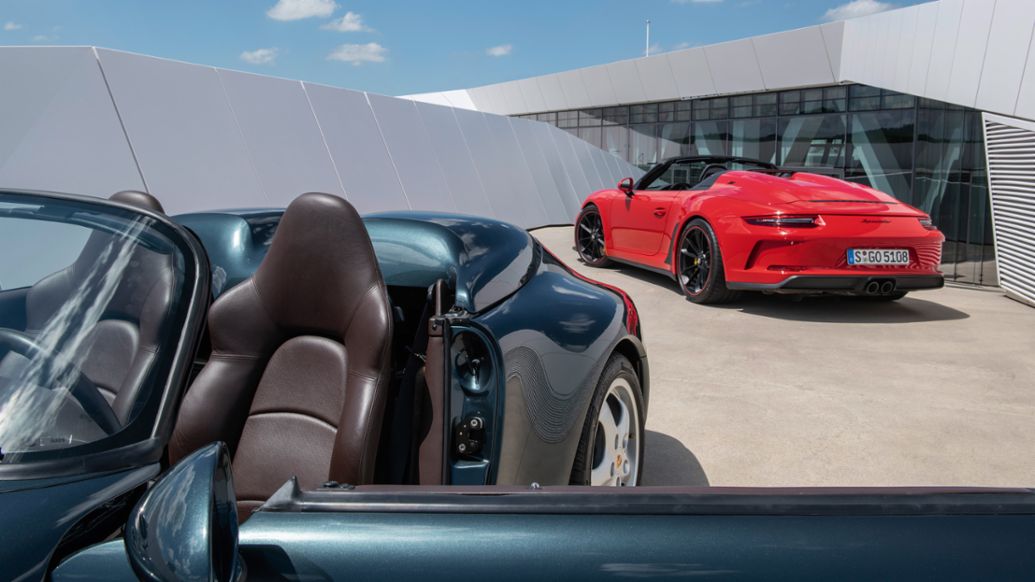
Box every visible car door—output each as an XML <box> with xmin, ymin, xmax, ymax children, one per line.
<box><xmin>608</xmin><ymin>161</ymin><xmax>703</xmax><ymax>257</ymax></box>
<box><xmin>55</xmin><ymin>447</ymin><xmax>1035</xmax><ymax>582</ymax></box>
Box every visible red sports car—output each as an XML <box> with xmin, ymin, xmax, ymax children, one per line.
<box><xmin>575</xmin><ymin>156</ymin><xmax>945</xmax><ymax>304</ymax></box>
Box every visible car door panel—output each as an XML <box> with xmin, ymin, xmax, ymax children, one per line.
<box><xmin>608</xmin><ymin>192</ymin><xmax>676</xmax><ymax>258</ymax></box>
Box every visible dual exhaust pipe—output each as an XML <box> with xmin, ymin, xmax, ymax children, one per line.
<box><xmin>864</xmin><ymin>279</ymin><xmax>897</xmax><ymax>296</ymax></box>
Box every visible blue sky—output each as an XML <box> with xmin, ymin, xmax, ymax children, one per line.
<box><xmin>1</xmin><ymin>0</ymin><xmax>927</xmax><ymax>96</ymax></box>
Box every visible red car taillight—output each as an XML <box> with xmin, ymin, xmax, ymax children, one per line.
<box><xmin>744</xmin><ymin>215</ymin><xmax>821</xmax><ymax>228</ymax></box>
<box><xmin>918</xmin><ymin>217</ymin><xmax>937</xmax><ymax>230</ymax></box>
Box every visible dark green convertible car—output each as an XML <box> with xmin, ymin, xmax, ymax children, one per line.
<box><xmin>2</xmin><ymin>189</ymin><xmax>1034</xmax><ymax>581</ymax></box>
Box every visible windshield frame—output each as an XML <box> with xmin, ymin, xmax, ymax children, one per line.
<box><xmin>0</xmin><ymin>190</ymin><xmax>210</xmax><ymax>480</ymax></box>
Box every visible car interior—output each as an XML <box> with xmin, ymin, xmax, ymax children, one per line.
<box><xmin>0</xmin><ymin>191</ymin><xmax>458</xmax><ymax>519</ymax></box>
<box><xmin>0</xmin><ymin>191</ymin><xmax>181</xmax><ymax>450</ymax></box>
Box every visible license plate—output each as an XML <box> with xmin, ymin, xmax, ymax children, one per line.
<box><xmin>847</xmin><ymin>248</ymin><xmax>910</xmax><ymax>266</ymax></box>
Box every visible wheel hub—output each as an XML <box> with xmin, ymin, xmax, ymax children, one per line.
<box><xmin>590</xmin><ymin>378</ymin><xmax>640</xmax><ymax>486</ymax></box>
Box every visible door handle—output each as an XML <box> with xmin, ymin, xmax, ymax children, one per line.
<box><xmin>653</xmin><ymin>208</ymin><xmax>667</xmax><ymax>217</ymax></box>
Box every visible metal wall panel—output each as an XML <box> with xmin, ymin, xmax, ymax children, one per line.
<box><xmin>536</xmin><ymin>74</ymin><xmax>569</xmax><ymax>112</ymax></box>
<box><xmin>705</xmin><ymin>40</ymin><xmax>765</xmax><ymax>94</ymax></box>
<box><xmin>510</xmin><ymin>117</ymin><xmax>567</xmax><ymax>222</ymax></box>
<box><xmin>551</xmin><ymin>130</ymin><xmax>594</xmax><ymax>208</ymax></box>
<box><xmin>890</xmin><ymin>7</ymin><xmax>917</xmax><ymax>91</ymax></box>
<box><xmin>303</xmin><ymin>83</ymin><xmax>409</xmax><ymax>213</ymax></box>
<box><xmin>591</xmin><ymin>147</ymin><xmax>615</xmax><ymax>186</ymax></box>
<box><xmin>1016</xmin><ymin>33</ymin><xmax>1035</xmax><ymax>121</ymax></box>
<box><xmin>978</xmin><ymin>0</ymin><xmax>1035</xmax><ymax>117</ymax></box>
<box><xmin>452</xmin><ymin>109</ymin><xmax>534</xmax><ymax>226</ymax></box>
<box><xmin>607</xmin><ymin>59</ymin><xmax>648</xmax><ymax>105</ymax></box>
<box><xmin>600</xmin><ymin>149</ymin><xmax>623</xmax><ymax>184</ymax></box>
<box><xmin>486</xmin><ymin>114</ymin><xmax>550</xmax><ymax>225</ymax></box>
<box><xmin>404</xmin><ymin>91</ymin><xmax>453</xmax><ymax>108</ymax></box>
<box><xmin>924</xmin><ymin>0</ymin><xmax>965</xmax><ymax>102</ymax></box>
<box><xmin>442</xmin><ymin>90</ymin><xmax>477</xmax><ymax>111</ymax></box>
<box><xmin>469</xmin><ymin>84</ymin><xmax>507</xmax><ymax>115</ymax></box>
<box><xmin>217</xmin><ymin>69</ymin><xmax>344</xmax><ymax>204</ymax></box>
<box><xmin>753</xmin><ymin>28</ymin><xmax>837</xmax><ymax>89</ymax></box>
<box><xmin>464</xmin><ymin>86</ymin><xmax>495</xmax><ymax>112</ymax></box>
<box><xmin>0</xmin><ymin>47</ymin><xmax>144</xmax><ymax>197</ymax></box>
<box><xmin>633</xmin><ymin>53</ymin><xmax>680</xmax><ymax>101</ymax></box>
<box><xmin>946</xmin><ymin>0</ymin><xmax>996</xmax><ymax>107</ymax></box>
<box><xmin>907</xmin><ymin>3</ymin><xmax>940</xmax><ymax>97</ymax></box>
<box><xmin>579</xmin><ymin>65</ymin><xmax>619</xmax><ymax>106</ymax></box>
<box><xmin>983</xmin><ymin>113</ymin><xmax>1035</xmax><ymax>306</ymax></box>
<box><xmin>498</xmin><ymin>82</ymin><xmax>529</xmax><ymax>116</ymax></box>
<box><xmin>819</xmin><ymin>22</ymin><xmax>845</xmax><ymax>79</ymax></box>
<box><xmin>367</xmin><ymin>92</ymin><xmax>456</xmax><ymax>212</ymax></box>
<box><xmin>571</xmin><ymin>132</ymin><xmax>606</xmax><ymax>188</ymax></box>
<box><xmin>667</xmin><ymin>48</ymin><xmax>717</xmax><ymax>98</ymax></box>
<box><xmin>516</xmin><ymin>78</ymin><xmax>547</xmax><ymax>114</ymax></box>
<box><xmin>412</xmin><ymin>101</ymin><xmax>495</xmax><ymax>217</ymax></box>
<box><xmin>557</xmin><ymin>70</ymin><xmax>593</xmax><ymax>110</ymax></box>
<box><xmin>97</xmin><ymin>49</ymin><xmax>268</xmax><ymax>213</ymax></box>
<box><xmin>532</xmin><ymin>123</ymin><xmax>580</xmax><ymax>219</ymax></box>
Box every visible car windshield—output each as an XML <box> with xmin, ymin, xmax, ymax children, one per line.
<box><xmin>0</xmin><ymin>195</ymin><xmax>191</xmax><ymax>464</ymax></box>
<box><xmin>641</xmin><ymin>159</ymin><xmax>777</xmax><ymax>190</ymax></box>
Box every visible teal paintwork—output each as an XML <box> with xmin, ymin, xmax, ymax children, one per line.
<box><xmin>177</xmin><ymin>210</ymin><xmax>537</xmax><ymax>314</ymax></box>
<box><xmin>176</xmin><ymin>208</ymin><xmax>646</xmax><ymax>487</ymax></box>
<box><xmin>55</xmin><ymin>489</ymin><xmax>1035</xmax><ymax>581</ymax></box>
<box><xmin>0</xmin><ymin>464</ymin><xmax>159</xmax><ymax>581</ymax></box>
<box><xmin>124</xmin><ymin>443</ymin><xmax>241</xmax><ymax>581</ymax></box>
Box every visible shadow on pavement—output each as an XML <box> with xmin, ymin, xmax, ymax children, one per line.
<box><xmin>719</xmin><ymin>293</ymin><xmax>970</xmax><ymax>324</ymax></box>
<box><xmin>642</xmin><ymin>430</ymin><xmax>709</xmax><ymax>486</ymax></box>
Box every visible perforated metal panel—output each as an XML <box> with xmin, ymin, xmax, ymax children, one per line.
<box><xmin>983</xmin><ymin>114</ymin><xmax>1035</xmax><ymax>306</ymax></box>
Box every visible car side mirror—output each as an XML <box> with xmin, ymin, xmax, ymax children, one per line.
<box><xmin>125</xmin><ymin>442</ymin><xmax>243</xmax><ymax>582</ymax></box>
<box><xmin>618</xmin><ymin>177</ymin><xmax>635</xmax><ymax>196</ymax></box>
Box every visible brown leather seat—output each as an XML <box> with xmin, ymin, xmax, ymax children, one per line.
<box><xmin>169</xmin><ymin>192</ymin><xmax>394</xmax><ymax>518</ymax></box>
<box><xmin>0</xmin><ymin>190</ymin><xmax>173</xmax><ymax>425</ymax></box>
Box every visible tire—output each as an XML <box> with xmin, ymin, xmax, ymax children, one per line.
<box><xmin>676</xmin><ymin>218</ymin><xmax>739</xmax><ymax>304</ymax></box>
<box><xmin>574</xmin><ymin>205</ymin><xmax>612</xmax><ymax>268</ymax></box>
<box><xmin>570</xmin><ymin>353</ymin><xmax>645</xmax><ymax>486</ymax></box>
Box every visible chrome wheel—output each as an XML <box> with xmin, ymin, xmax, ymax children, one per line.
<box><xmin>576</xmin><ymin>210</ymin><xmax>606</xmax><ymax>263</ymax></box>
<box><xmin>590</xmin><ymin>377</ymin><xmax>641</xmax><ymax>486</ymax></box>
<box><xmin>679</xmin><ymin>226</ymin><xmax>711</xmax><ymax>295</ymax></box>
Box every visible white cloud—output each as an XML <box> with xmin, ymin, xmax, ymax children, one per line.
<box><xmin>327</xmin><ymin>42</ymin><xmax>387</xmax><ymax>66</ymax></box>
<box><xmin>3</xmin><ymin>21</ymin><xmax>22</xmax><ymax>31</ymax></box>
<box><xmin>267</xmin><ymin>0</ymin><xmax>337</xmax><ymax>21</ymax></box>
<box><xmin>823</xmin><ymin>0</ymin><xmax>895</xmax><ymax>21</ymax></box>
<box><xmin>486</xmin><ymin>44</ymin><xmax>512</xmax><ymax>57</ymax></box>
<box><xmin>321</xmin><ymin>11</ymin><xmax>370</xmax><ymax>32</ymax></box>
<box><xmin>240</xmin><ymin>47</ymin><xmax>279</xmax><ymax>65</ymax></box>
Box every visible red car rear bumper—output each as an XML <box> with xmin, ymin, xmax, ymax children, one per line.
<box><xmin>720</xmin><ymin>217</ymin><xmax>946</xmax><ymax>292</ymax></box>
<box><xmin>727</xmin><ymin>274</ymin><xmax>944</xmax><ymax>292</ymax></box>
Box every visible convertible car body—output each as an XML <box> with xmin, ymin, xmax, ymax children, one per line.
<box><xmin>3</xmin><ymin>189</ymin><xmax>1035</xmax><ymax>581</ymax></box>
<box><xmin>576</xmin><ymin>156</ymin><xmax>946</xmax><ymax>304</ymax></box>
<box><xmin>0</xmin><ymin>189</ymin><xmax>646</xmax><ymax>579</ymax></box>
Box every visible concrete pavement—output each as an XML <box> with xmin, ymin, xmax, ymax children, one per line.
<box><xmin>533</xmin><ymin>226</ymin><xmax>1035</xmax><ymax>487</ymax></box>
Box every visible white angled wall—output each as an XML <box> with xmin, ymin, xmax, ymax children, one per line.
<box><xmin>0</xmin><ymin>47</ymin><xmax>640</xmax><ymax>228</ymax></box>
<box><xmin>983</xmin><ymin>113</ymin><xmax>1035</xmax><ymax>307</ymax></box>
<box><xmin>408</xmin><ymin>0</ymin><xmax>1035</xmax><ymax>125</ymax></box>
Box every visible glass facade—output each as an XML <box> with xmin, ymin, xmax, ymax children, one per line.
<box><xmin>518</xmin><ymin>83</ymin><xmax>996</xmax><ymax>285</ymax></box>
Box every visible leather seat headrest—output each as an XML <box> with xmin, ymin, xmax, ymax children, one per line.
<box><xmin>111</xmin><ymin>190</ymin><xmax>165</xmax><ymax>214</ymax></box>
<box><xmin>254</xmin><ymin>192</ymin><xmax>383</xmax><ymax>337</ymax></box>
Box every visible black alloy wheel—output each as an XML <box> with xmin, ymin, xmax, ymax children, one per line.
<box><xmin>676</xmin><ymin>218</ymin><xmax>738</xmax><ymax>304</ymax></box>
<box><xmin>575</xmin><ymin>207</ymin><xmax>611</xmax><ymax>267</ymax></box>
